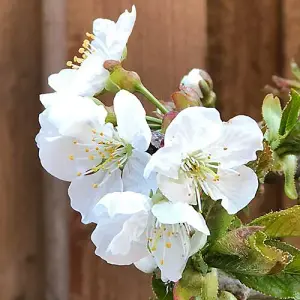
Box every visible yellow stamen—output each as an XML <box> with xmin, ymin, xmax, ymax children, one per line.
<box><xmin>165</xmin><ymin>242</ymin><xmax>172</xmax><ymax>249</ymax></box>
<box><xmin>69</xmin><ymin>155</ymin><xmax>74</xmax><ymax>161</ymax></box>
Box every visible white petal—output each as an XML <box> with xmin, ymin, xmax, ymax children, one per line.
<box><xmin>144</xmin><ymin>146</ymin><xmax>182</xmax><ymax>179</ymax></box>
<box><xmin>157</xmin><ymin>173</ymin><xmax>197</xmax><ymax>205</ymax></box>
<box><xmin>134</xmin><ymin>255</ymin><xmax>157</xmax><ymax>274</ymax></box>
<box><xmin>45</xmin><ymin>94</ymin><xmax>107</xmax><ymax>139</ymax></box>
<box><xmin>48</xmin><ymin>69</ymin><xmax>76</xmax><ymax>92</ymax></box>
<box><xmin>164</xmin><ymin>107</ymin><xmax>222</xmax><ymax>152</ymax></box>
<box><xmin>123</xmin><ymin>150</ymin><xmax>157</xmax><ymax>195</ymax></box>
<box><xmin>202</xmin><ymin>165</ymin><xmax>259</xmax><ymax>214</ymax></box>
<box><xmin>38</xmin><ymin>135</ymin><xmax>95</xmax><ymax>181</ymax></box>
<box><xmin>91</xmin><ymin>212</ymin><xmax>148</xmax><ymax>265</ymax></box>
<box><xmin>114</xmin><ymin>90</ymin><xmax>151</xmax><ymax>151</ymax></box>
<box><xmin>152</xmin><ymin>202</ymin><xmax>209</xmax><ymax>235</ymax></box>
<box><xmin>151</xmin><ymin>224</ymin><xmax>190</xmax><ymax>282</ymax></box>
<box><xmin>68</xmin><ymin>169</ymin><xmax>123</xmax><ymax>224</ymax></box>
<box><xmin>40</xmin><ymin>92</ymin><xmax>60</xmax><ymax>109</ymax></box>
<box><xmin>189</xmin><ymin>232</ymin><xmax>208</xmax><ymax>256</ymax></box>
<box><xmin>93</xmin><ymin>191</ymin><xmax>151</xmax><ymax>217</ymax></box>
<box><xmin>207</xmin><ymin>115</ymin><xmax>263</xmax><ymax>169</ymax></box>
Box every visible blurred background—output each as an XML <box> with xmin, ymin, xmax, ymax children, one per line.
<box><xmin>0</xmin><ymin>0</ymin><xmax>300</xmax><ymax>299</ymax></box>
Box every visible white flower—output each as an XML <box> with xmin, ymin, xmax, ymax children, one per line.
<box><xmin>180</xmin><ymin>68</ymin><xmax>204</xmax><ymax>99</ymax></box>
<box><xmin>145</xmin><ymin>107</ymin><xmax>263</xmax><ymax>214</ymax></box>
<box><xmin>48</xmin><ymin>6</ymin><xmax>136</xmax><ymax>97</ymax></box>
<box><xmin>91</xmin><ymin>192</ymin><xmax>209</xmax><ymax>282</ymax></box>
<box><xmin>37</xmin><ymin>90</ymin><xmax>155</xmax><ymax>223</ymax></box>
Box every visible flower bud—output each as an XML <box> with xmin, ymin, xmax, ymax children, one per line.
<box><xmin>171</xmin><ymin>90</ymin><xmax>201</xmax><ymax>111</ymax></box>
<box><xmin>103</xmin><ymin>60</ymin><xmax>142</xmax><ymax>93</ymax></box>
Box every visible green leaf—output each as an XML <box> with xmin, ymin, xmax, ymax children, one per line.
<box><xmin>207</xmin><ymin>231</ymin><xmax>291</xmax><ymax>275</ymax></box>
<box><xmin>210</xmin><ymin>226</ymin><xmax>263</xmax><ymax>257</ymax></box>
<box><xmin>173</xmin><ymin>268</ymin><xmax>218</xmax><ymax>300</ymax></box>
<box><xmin>279</xmin><ymin>89</ymin><xmax>300</xmax><ymax>136</ymax></box>
<box><xmin>231</xmin><ymin>272</ymin><xmax>300</xmax><ymax>299</ymax></box>
<box><xmin>276</xmin><ymin>122</ymin><xmax>300</xmax><ymax>156</ymax></box>
<box><xmin>267</xmin><ymin>240</ymin><xmax>300</xmax><ymax>274</ymax></box>
<box><xmin>204</xmin><ymin>200</ymin><xmax>234</xmax><ymax>246</ymax></box>
<box><xmin>152</xmin><ymin>276</ymin><xmax>173</xmax><ymax>300</ymax></box>
<box><xmin>250</xmin><ymin>205</ymin><xmax>300</xmax><ymax>237</ymax></box>
<box><xmin>262</xmin><ymin>94</ymin><xmax>282</xmax><ymax>143</ymax></box>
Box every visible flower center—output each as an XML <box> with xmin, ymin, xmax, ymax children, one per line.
<box><xmin>181</xmin><ymin>150</ymin><xmax>220</xmax><ymax>182</ymax></box>
<box><xmin>70</xmin><ymin>127</ymin><xmax>132</xmax><ymax>176</ymax></box>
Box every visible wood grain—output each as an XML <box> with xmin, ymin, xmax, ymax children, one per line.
<box><xmin>207</xmin><ymin>0</ymin><xmax>283</xmax><ymax>220</ymax></box>
<box><xmin>67</xmin><ymin>0</ymin><xmax>206</xmax><ymax>299</ymax></box>
<box><xmin>0</xmin><ymin>0</ymin><xmax>44</xmax><ymax>299</ymax></box>
<box><xmin>42</xmin><ymin>0</ymin><xmax>70</xmax><ymax>299</ymax></box>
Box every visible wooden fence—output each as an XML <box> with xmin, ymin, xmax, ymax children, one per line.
<box><xmin>0</xmin><ymin>0</ymin><xmax>300</xmax><ymax>299</ymax></box>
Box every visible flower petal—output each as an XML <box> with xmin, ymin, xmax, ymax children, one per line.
<box><xmin>91</xmin><ymin>213</ymin><xmax>148</xmax><ymax>265</ymax></box>
<box><xmin>157</xmin><ymin>173</ymin><xmax>197</xmax><ymax>205</ymax></box>
<box><xmin>202</xmin><ymin>165</ymin><xmax>259</xmax><ymax>214</ymax></box>
<box><xmin>68</xmin><ymin>169</ymin><xmax>123</xmax><ymax>224</ymax></box>
<box><xmin>48</xmin><ymin>69</ymin><xmax>76</xmax><ymax>93</ymax></box>
<box><xmin>189</xmin><ymin>231</ymin><xmax>208</xmax><ymax>256</ymax></box>
<box><xmin>123</xmin><ymin>150</ymin><xmax>157</xmax><ymax>195</ymax></box>
<box><xmin>38</xmin><ymin>135</ymin><xmax>95</xmax><ymax>181</ymax></box>
<box><xmin>164</xmin><ymin>107</ymin><xmax>222</xmax><ymax>152</ymax></box>
<box><xmin>93</xmin><ymin>191</ymin><xmax>151</xmax><ymax>217</ymax></box>
<box><xmin>144</xmin><ymin>146</ymin><xmax>182</xmax><ymax>179</ymax></box>
<box><xmin>151</xmin><ymin>224</ymin><xmax>190</xmax><ymax>282</ymax></box>
<box><xmin>207</xmin><ymin>115</ymin><xmax>263</xmax><ymax>169</ymax></box>
<box><xmin>180</xmin><ymin>68</ymin><xmax>204</xmax><ymax>99</ymax></box>
<box><xmin>134</xmin><ymin>255</ymin><xmax>157</xmax><ymax>273</ymax></box>
<box><xmin>152</xmin><ymin>202</ymin><xmax>209</xmax><ymax>235</ymax></box>
<box><xmin>114</xmin><ymin>90</ymin><xmax>151</xmax><ymax>151</ymax></box>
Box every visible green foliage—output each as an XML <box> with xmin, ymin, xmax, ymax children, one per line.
<box><xmin>204</xmin><ymin>199</ymin><xmax>235</xmax><ymax>246</ymax></box>
<box><xmin>173</xmin><ymin>268</ymin><xmax>218</xmax><ymax>300</ymax></box>
<box><xmin>250</xmin><ymin>205</ymin><xmax>300</xmax><ymax>237</ymax></box>
<box><xmin>207</xmin><ymin>230</ymin><xmax>291</xmax><ymax>275</ymax></box>
<box><xmin>152</xmin><ymin>275</ymin><xmax>173</xmax><ymax>300</ymax></box>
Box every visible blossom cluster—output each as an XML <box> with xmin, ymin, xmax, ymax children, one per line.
<box><xmin>36</xmin><ymin>6</ymin><xmax>263</xmax><ymax>283</ymax></box>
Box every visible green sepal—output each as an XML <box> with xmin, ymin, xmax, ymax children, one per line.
<box><xmin>279</xmin><ymin>89</ymin><xmax>300</xmax><ymax>136</ymax></box>
<box><xmin>105</xmin><ymin>77</ymin><xmax>121</xmax><ymax>93</ymax></box>
<box><xmin>218</xmin><ymin>291</ymin><xmax>237</xmax><ymax>300</ymax></box>
<box><xmin>173</xmin><ymin>268</ymin><xmax>218</xmax><ymax>300</ymax></box>
<box><xmin>250</xmin><ymin>205</ymin><xmax>300</xmax><ymax>237</ymax></box>
<box><xmin>262</xmin><ymin>94</ymin><xmax>282</xmax><ymax>143</ymax></box>
<box><xmin>152</xmin><ymin>275</ymin><xmax>173</xmax><ymax>300</ymax></box>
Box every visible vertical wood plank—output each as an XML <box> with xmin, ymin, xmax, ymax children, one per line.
<box><xmin>42</xmin><ymin>0</ymin><xmax>69</xmax><ymax>299</ymax></box>
<box><xmin>67</xmin><ymin>0</ymin><xmax>207</xmax><ymax>299</ymax></box>
<box><xmin>207</xmin><ymin>0</ymin><xmax>283</xmax><ymax>219</ymax></box>
<box><xmin>0</xmin><ymin>0</ymin><xmax>44</xmax><ymax>299</ymax></box>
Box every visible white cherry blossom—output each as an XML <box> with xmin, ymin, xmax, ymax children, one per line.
<box><xmin>48</xmin><ymin>6</ymin><xmax>136</xmax><ymax>97</ymax></box>
<box><xmin>37</xmin><ymin>90</ymin><xmax>154</xmax><ymax>223</ymax></box>
<box><xmin>145</xmin><ymin>107</ymin><xmax>263</xmax><ymax>214</ymax></box>
<box><xmin>91</xmin><ymin>192</ymin><xmax>209</xmax><ymax>282</ymax></box>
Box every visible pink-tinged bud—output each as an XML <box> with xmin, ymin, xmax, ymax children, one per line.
<box><xmin>171</xmin><ymin>91</ymin><xmax>201</xmax><ymax>111</ymax></box>
<box><xmin>162</xmin><ymin>111</ymin><xmax>178</xmax><ymax>133</ymax></box>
